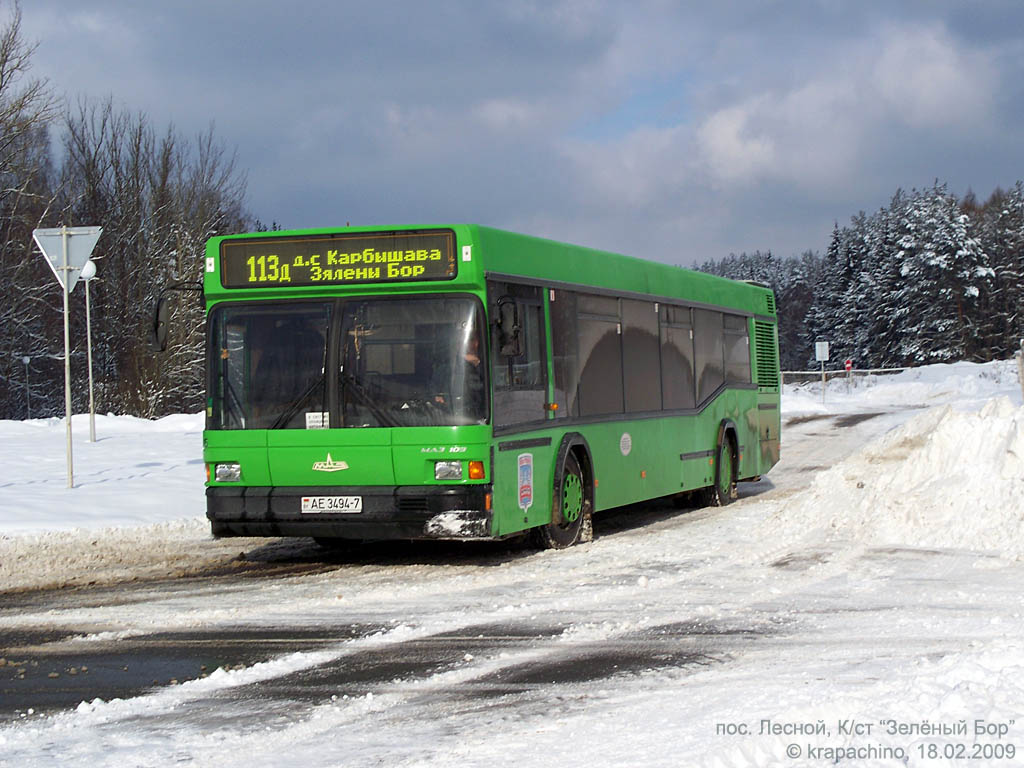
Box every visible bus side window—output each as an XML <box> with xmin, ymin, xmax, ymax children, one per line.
<box><xmin>693</xmin><ymin>308</ymin><xmax>725</xmax><ymax>404</ymax></box>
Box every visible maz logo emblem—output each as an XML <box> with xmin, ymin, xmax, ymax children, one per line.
<box><xmin>312</xmin><ymin>453</ymin><xmax>349</xmax><ymax>472</ymax></box>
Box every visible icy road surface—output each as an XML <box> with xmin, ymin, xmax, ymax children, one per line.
<box><xmin>1</xmin><ymin>361</ymin><xmax>1023</xmax><ymax>767</ymax></box>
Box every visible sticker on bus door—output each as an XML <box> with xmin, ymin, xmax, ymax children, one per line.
<box><xmin>517</xmin><ymin>453</ymin><xmax>533</xmax><ymax>512</ymax></box>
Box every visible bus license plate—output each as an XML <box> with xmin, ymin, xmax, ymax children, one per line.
<box><xmin>301</xmin><ymin>496</ymin><xmax>362</xmax><ymax>514</ymax></box>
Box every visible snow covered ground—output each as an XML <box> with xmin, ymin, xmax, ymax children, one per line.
<box><xmin>1</xmin><ymin>359</ymin><xmax>1023</xmax><ymax>767</ymax></box>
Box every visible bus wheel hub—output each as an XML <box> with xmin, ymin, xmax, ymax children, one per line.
<box><xmin>562</xmin><ymin>473</ymin><xmax>583</xmax><ymax>523</ymax></box>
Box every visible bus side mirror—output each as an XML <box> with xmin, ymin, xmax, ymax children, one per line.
<box><xmin>150</xmin><ymin>294</ymin><xmax>171</xmax><ymax>352</ymax></box>
<box><xmin>496</xmin><ymin>297</ymin><xmax>522</xmax><ymax>357</ymax></box>
<box><xmin>149</xmin><ymin>281</ymin><xmax>204</xmax><ymax>353</ymax></box>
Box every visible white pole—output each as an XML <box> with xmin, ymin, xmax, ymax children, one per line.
<box><xmin>821</xmin><ymin>361</ymin><xmax>826</xmax><ymax>405</ymax></box>
<box><xmin>1017</xmin><ymin>339</ymin><xmax>1024</xmax><ymax>404</ymax></box>
<box><xmin>22</xmin><ymin>356</ymin><xmax>30</xmax><ymax>419</ymax></box>
<box><xmin>61</xmin><ymin>225</ymin><xmax>73</xmax><ymax>488</ymax></box>
<box><xmin>85</xmin><ymin>276</ymin><xmax>96</xmax><ymax>442</ymax></box>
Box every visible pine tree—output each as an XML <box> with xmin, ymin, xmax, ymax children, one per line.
<box><xmin>890</xmin><ymin>183</ymin><xmax>991</xmax><ymax>364</ymax></box>
<box><xmin>806</xmin><ymin>224</ymin><xmax>857</xmax><ymax>366</ymax></box>
<box><xmin>976</xmin><ymin>183</ymin><xmax>1024</xmax><ymax>357</ymax></box>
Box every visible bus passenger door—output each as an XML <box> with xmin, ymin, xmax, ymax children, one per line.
<box><xmin>487</xmin><ymin>281</ymin><xmax>555</xmax><ymax>535</ymax></box>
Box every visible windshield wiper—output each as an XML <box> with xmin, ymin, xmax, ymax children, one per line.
<box><xmin>341</xmin><ymin>370</ymin><xmax>399</xmax><ymax>427</ymax></box>
<box><xmin>269</xmin><ymin>374</ymin><xmax>325</xmax><ymax>429</ymax></box>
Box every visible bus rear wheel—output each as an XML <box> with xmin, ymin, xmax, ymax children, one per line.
<box><xmin>535</xmin><ymin>452</ymin><xmax>592</xmax><ymax>549</ymax></box>
<box><xmin>702</xmin><ymin>437</ymin><xmax>737</xmax><ymax>507</ymax></box>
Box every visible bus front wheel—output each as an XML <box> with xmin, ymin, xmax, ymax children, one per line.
<box><xmin>535</xmin><ymin>452</ymin><xmax>592</xmax><ymax>549</ymax></box>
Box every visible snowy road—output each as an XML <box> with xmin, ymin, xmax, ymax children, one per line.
<box><xmin>2</xmin><ymin>363</ymin><xmax>1024</xmax><ymax>767</ymax></box>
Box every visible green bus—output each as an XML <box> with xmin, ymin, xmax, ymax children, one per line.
<box><xmin>162</xmin><ymin>225</ymin><xmax>780</xmax><ymax>549</ymax></box>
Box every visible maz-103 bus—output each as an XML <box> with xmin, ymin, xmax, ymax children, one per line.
<box><xmin>154</xmin><ymin>225</ymin><xmax>780</xmax><ymax>549</ymax></box>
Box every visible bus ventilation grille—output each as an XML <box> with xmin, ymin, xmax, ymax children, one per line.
<box><xmin>754</xmin><ymin>321</ymin><xmax>780</xmax><ymax>388</ymax></box>
<box><xmin>397</xmin><ymin>497</ymin><xmax>431</xmax><ymax>513</ymax></box>
<box><xmin>765</xmin><ymin>293</ymin><xmax>776</xmax><ymax>315</ymax></box>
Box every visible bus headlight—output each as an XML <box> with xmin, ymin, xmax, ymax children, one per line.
<box><xmin>434</xmin><ymin>461</ymin><xmax>463</xmax><ymax>480</ymax></box>
<box><xmin>214</xmin><ymin>462</ymin><xmax>242</xmax><ymax>482</ymax></box>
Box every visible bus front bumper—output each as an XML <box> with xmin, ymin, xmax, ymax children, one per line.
<box><xmin>206</xmin><ymin>485</ymin><xmax>493</xmax><ymax>541</ymax></box>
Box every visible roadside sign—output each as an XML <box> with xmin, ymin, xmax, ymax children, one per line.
<box><xmin>845</xmin><ymin>359</ymin><xmax>853</xmax><ymax>372</ymax></box>
<box><xmin>33</xmin><ymin>226</ymin><xmax>102</xmax><ymax>294</ymax></box>
<box><xmin>31</xmin><ymin>225</ymin><xmax>103</xmax><ymax>489</ymax></box>
<box><xmin>815</xmin><ymin>341</ymin><xmax>830</xmax><ymax>405</ymax></box>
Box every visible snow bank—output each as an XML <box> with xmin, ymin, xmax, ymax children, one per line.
<box><xmin>0</xmin><ymin>413</ymin><xmax>216</xmax><ymax>591</ymax></box>
<box><xmin>783</xmin><ymin>358</ymin><xmax>1023</xmax><ymax>415</ymax></box>
<box><xmin>0</xmin><ymin>518</ymin><xmax>218</xmax><ymax>591</ymax></box>
<box><xmin>765</xmin><ymin>396</ymin><xmax>1024</xmax><ymax>557</ymax></box>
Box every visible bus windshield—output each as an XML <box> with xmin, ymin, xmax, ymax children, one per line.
<box><xmin>208</xmin><ymin>296</ymin><xmax>487</xmax><ymax>430</ymax></box>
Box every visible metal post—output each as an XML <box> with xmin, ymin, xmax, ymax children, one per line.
<box><xmin>821</xmin><ymin>361</ymin><xmax>826</xmax><ymax>405</ymax></box>
<box><xmin>62</xmin><ymin>225</ymin><xmax>74</xmax><ymax>488</ymax></box>
<box><xmin>1017</xmin><ymin>338</ymin><xmax>1024</xmax><ymax>404</ymax></box>
<box><xmin>85</xmin><ymin>275</ymin><xmax>96</xmax><ymax>442</ymax></box>
<box><xmin>21</xmin><ymin>356</ymin><xmax>30</xmax><ymax>419</ymax></box>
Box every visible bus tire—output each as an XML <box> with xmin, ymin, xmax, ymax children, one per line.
<box><xmin>535</xmin><ymin>452</ymin><xmax>592</xmax><ymax>549</ymax></box>
<box><xmin>702</xmin><ymin>435</ymin><xmax>738</xmax><ymax>507</ymax></box>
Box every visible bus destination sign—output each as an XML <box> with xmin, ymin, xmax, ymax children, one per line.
<box><xmin>220</xmin><ymin>230</ymin><xmax>457</xmax><ymax>288</ymax></box>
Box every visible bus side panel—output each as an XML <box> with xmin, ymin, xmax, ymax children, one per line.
<box><xmin>718</xmin><ymin>388</ymin><xmax>764</xmax><ymax>482</ymax></box>
<box><xmin>576</xmin><ymin>420</ymin><xmax>665</xmax><ymax>511</ymax></box>
<box><xmin>490</xmin><ymin>433</ymin><xmax>556</xmax><ymax>537</ymax></box>
<box><xmin>758</xmin><ymin>399</ymin><xmax>781</xmax><ymax>472</ymax></box>
<box><xmin>675</xmin><ymin>389</ymin><xmax>752</xmax><ymax>497</ymax></box>
<box><xmin>582</xmin><ymin>388</ymin><xmax>760</xmax><ymax>510</ymax></box>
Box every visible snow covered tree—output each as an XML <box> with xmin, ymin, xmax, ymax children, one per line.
<box><xmin>889</xmin><ymin>183</ymin><xmax>992</xmax><ymax>364</ymax></box>
<box><xmin>974</xmin><ymin>184</ymin><xmax>1024</xmax><ymax>358</ymax></box>
<box><xmin>856</xmin><ymin>191</ymin><xmax>910</xmax><ymax>367</ymax></box>
<box><xmin>60</xmin><ymin>100</ymin><xmax>251</xmax><ymax>417</ymax></box>
<box><xmin>703</xmin><ymin>181</ymin><xmax>1018</xmax><ymax>372</ymax></box>
<box><xmin>0</xmin><ymin>1</ymin><xmax>60</xmax><ymax>419</ymax></box>
<box><xmin>775</xmin><ymin>250</ymin><xmax>821</xmax><ymax>370</ymax></box>
<box><xmin>805</xmin><ymin>223</ymin><xmax>861</xmax><ymax>366</ymax></box>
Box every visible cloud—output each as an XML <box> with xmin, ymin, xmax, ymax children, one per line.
<box><xmin>567</xmin><ymin>19</ymin><xmax>1001</xmax><ymax>207</ymax></box>
<box><xmin>871</xmin><ymin>23</ymin><xmax>995</xmax><ymax>129</ymax></box>
<box><xmin>693</xmin><ymin>23</ymin><xmax>995</xmax><ymax>191</ymax></box>
<box><xmin>471</xmin><ymin>99</ymin><xmax>544</xmax><ymax>134</ymax></box>
<box><xmin>696</xmin><ymin>105</ymin><xmax>777</xmax><ymax>184</ymax></box>
<box><xmin>549</xmin><ymin>16</ymin><xmax>1014</xmax><ymax>261</ymax></box>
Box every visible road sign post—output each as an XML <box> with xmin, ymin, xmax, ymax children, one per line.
<box><xmin>21</xmin><ymin>356</ymin><xmax>30</xmax><ymax>419</ymax></box>
<box><xmin>32</xmin><ymin>226</ymin><xmax>103</xmax><ymax>488</ymax></box>
<box><xmin>1017</xmin><ymin>339</ymin><xmax>1024</xmax><ymax>403</ymax></box>
<box><xmin>81</xmin><ymin>259</ymin><xmax>98</xmax><ymax>442</ymax></box>
<box><xmin>815</xmin><ymin>341</ymin><xmax>830</xmax><ymax>404</ymax></box>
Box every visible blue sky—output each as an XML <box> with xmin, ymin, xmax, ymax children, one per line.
<box><xmin>20</xmin><ymin>0</ymin><xmax>1024</xmax><ymax>266</ymax></box>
